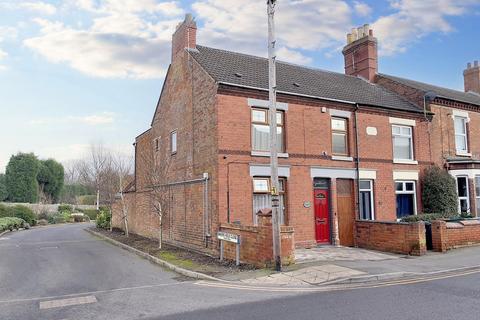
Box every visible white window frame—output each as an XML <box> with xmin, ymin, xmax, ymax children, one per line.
<box><xmin>170</xmin><ymin>130</ymin><xmax>177</xmax><ymax>154</ymax></box>
<box><xmin>454</xmin><ymin>116</ymin><xmax>469</xmax><ymax>155</ymax></box>
<box><xmin>395</xmin><ymin>180</ymin><xmax>417</xmax><ymax>218</ymax></box>
<box><xmin>392</xmin><ymin>125</ymin><xmax>414</xmax><ymax>162</ymax></box>
<box><xmin>251</xmin><ymin>108</ymin><xmax>285</xmax><ymax>153</ymax></box>
<box><xmin>359</xmin><ymin>179</ymin><xmax>375</xmax><ymax>220</ymax></box>
<box><xmin>456</xmin><ymin>176</ymin><xmax>470</xmax><ymax>213</ymax></box>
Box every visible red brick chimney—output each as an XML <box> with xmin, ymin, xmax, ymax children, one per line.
<box><xmin>342</xmin><ymin>24</ymin><xmax>378</xmax><ymax>82</ymax></box>
<box><xmin>171</xmin><ymin>14</ymin><xmax>197</xmax><ymax>62</ymax></box>
<box><xmin>464</xmin><ymin>61</ymin><xmax>480</xmax><ymax>94</ymax></box>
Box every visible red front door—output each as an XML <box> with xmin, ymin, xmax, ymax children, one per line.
<box><xmin>314</xmin><ymin>189</ymin><xmax>330</xmax><ymax>243</ymax></box>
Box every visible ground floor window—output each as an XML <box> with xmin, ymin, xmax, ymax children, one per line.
<box><xmin>457</xmin><ymin>176</ymin><xmax>470</xmax><ymax>214</ymax></box>
<box><xmin>476</xmin><ymin>176</ymin><xmax>480</xmax><ymax>216</ymax></box>
<box><xmin>253</xmin><ymin>177</ymin><xmax>286</xmax><ymax>225</ymax></box>
<box><xmin>359</xmin><ymin>180</ymin><xmax>374</xmax><ymax>220</ymax></box>
<box><xmin>395</xmin><ymin>181</ymin><xmax>416</xmax><ymax>219</ymax></box>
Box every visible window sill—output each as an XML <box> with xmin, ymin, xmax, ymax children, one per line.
<box><xmin>251</xmin><ymin>151</ymin><xmax>289</xmax><ymax>158</ymax></box>
<box><xmin>393</xmin><ymin>159</ymin><xmax>418</xmax><ymax>165</ymax></box>
<box><xmin>331</xmin><ymin>155</ymin><xmax>353</xmax><ymax>162</ymax></box>
<box><xmin>456</xmin><ymin>152</ymin><xmax>472</xmax><ymax>157</ymax></box>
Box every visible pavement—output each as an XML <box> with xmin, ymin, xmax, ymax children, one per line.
<box><xmin>2</xmin><ymin>223</ymin><xmax>480</xmax><ymax>320</ymax></box>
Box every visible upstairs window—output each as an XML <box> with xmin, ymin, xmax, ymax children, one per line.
<box><xmin>170</xmin><ymin>131</ymin><xmax>177</xmax><ymax>154</ymax></box>
<box><xmin>454</xmin><ymin>116</ymin><xmax>468</xmax><ymax>154</ymax></box>
<box><xmin>251</xmin><ymin>108</ymin><xmax>285</xmax><ymax>153</ymax></box>
<box><xmin>392</xmin><ymin>125</ymin><xmax>414</xmax><ymax>161</ymax></box>
<box><xmin>331</xmin><ymin>117</ymin><xmax>349</xmax><ymax>156</ymax></box>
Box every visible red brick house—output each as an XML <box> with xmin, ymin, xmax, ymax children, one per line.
<box><xmin>112</xmin><ymin>16</ymin><xmax>480</xmax><ymax>257</ymax></box>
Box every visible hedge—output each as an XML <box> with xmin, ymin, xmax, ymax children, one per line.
<box><xmin>0</xmin><ymin>217</ymin><xmax>27</xmax><ymax>231</ymax></box>
<box><xmin>0</xmin><ymin>204</ymin><xmax>36</xmax><ymax>226</ymax></box>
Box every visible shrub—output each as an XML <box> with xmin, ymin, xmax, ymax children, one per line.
<box><xmin>421</xmin><ymin>166</ymin><xmax>458</xmax><ymax>216</ymax></box>
<box><xmin>0</xmin><ymin>217</ymin><xmax>26</xmax><ymax>231</ymax></box>
<box><xmin>81</xmin><ymin>209</ymin><xmax>99</xmax><ymax>221</ymax></box>
<box><xmin>0</xmin><ymin>204</ymin><xmax>8</xmax><ymax>218</ymax></box>
<box><xmin>0</xmin><ymin>174</ymin><xmax>7</xmax><ymax>201</ymax></box>
<box><xmin>11</xmin><ymin>205</ymin><xmax>36</xmax><ymax>226</ymax></box>
<box><xmin>96</xmin><ymin>211</ymin><xmax>111</xmax><ymax>229</ymax></box>
<box><xmin>5</xmin><ymin>153</ymin><xmax>40</xmax><ymax>203</ymax></box>
<box><xmin>58</xmin><ymin>204</ymin><xmax>73</xmax><ymax>213</ymax></box>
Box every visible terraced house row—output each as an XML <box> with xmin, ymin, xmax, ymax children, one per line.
<box><xmin>113</xmin><ymin>15</ymin><xmax>480</xmax><ymax>256</ymax></box>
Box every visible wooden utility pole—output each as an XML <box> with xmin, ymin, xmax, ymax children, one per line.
<box><xmin>267</xmin><ymin>0</ymin><xmax>282</xmax><ymax>271</ymax></box>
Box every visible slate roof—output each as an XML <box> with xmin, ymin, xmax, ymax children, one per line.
<box><xmin>189</xmin><ymin>45</ymin><xmax>422</xmax><ymax>113</ymax></box>
<box><xmin>379</xmin><ymin>74</ymin><xmax>480</xmax><ymax>107</ymax></box>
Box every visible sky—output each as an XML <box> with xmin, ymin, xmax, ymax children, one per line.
<box><xmin>0</xmin><ymin>0</ymin><xmax>479</xmax><ymax>172</ymax></box>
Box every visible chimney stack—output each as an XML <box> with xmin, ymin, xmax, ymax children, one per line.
<box><xmin>342</xmin><ymin>24</ymin><xmax>378</xmax><ymax>82</ymax></box>
<box><xmin>464</xmin><ymin>61</ymin><xmax>480</xmax><ymax>94</ymax></box>
<box><xmin>171</xmin><ymin>14</ymin><xmax>197</xmax><ymax>62</ymax></box>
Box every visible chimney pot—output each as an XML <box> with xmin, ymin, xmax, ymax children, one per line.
<box><xmin>475</xmin><ymin>60</ymin><xmax>479</xmax><ymax>67</ymax></box>
<box><xmin>468</xmin><ymin>62</ymin><xmax>472</xmax><ymax>69</ymax></box>
<box><xmin>464</xmin><ymin>60</ymin><xmax>480</xmax><ymax>94</ymax></box>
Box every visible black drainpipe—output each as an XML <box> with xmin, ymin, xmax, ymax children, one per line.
<box><xmin>354</xmin><ymin>104</ymin><xmax>361</xmax><ymax>220</ymax></box>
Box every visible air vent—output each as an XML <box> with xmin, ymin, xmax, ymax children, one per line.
<box><xmin>234</xmin><ymin>73</ymin><xmax>243</xmax><ymax>78</ymax></box>
<box><xmin>293</xmin><ymin>82</ymin><xmax>300</xmax><ymax>87</ymax></box>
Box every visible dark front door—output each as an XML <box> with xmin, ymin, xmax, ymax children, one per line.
<box><xmin>314</xmin><ymin>189</ymin><xmax>330</xmax><ymax>243</ymax></box>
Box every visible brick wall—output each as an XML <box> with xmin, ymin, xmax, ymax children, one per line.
<box><xmin>432</xmin><ymin>219</ymin><xmax>480</xmax><ymax>252</ymax></box>
<box><xmin>217</xmin><ymin>87</ymin><xmax>430</xmax><ymax>247</ymax></box>
<box><xmin>219</xmin><ymin>214</ymin><xmax>295</xmax><ymax>267</ymax></box>
<box><xmin>355</xmin><ymin>220</ymin><xmax>427</xmax><ymax>255</ymax></box>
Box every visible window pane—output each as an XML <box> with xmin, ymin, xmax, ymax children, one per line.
<box><xmin>405</xmin><ymin>182</ymin><xmax>414</xmax><ymax>191</ymax></box>
<box><xmin>400</xmin><ymin>127</ymin><xmax>411</xmax><ymax>135</ymax></box>
<box><xmin>454</xmin><ymin>117</ymin><xmax>466</xmax><ymax>134</ymax></box>
<box><xmin>253</xmin><ymin>188</ymin><xmax>286</xmax><ymax>225</ymax></box>
<box><xmin>276</xmin><ymin>127</ymin><xmax>284</xmax><ymax>152</ymax></box>
<box><xmin>332</xmin><ymin>118</ymin><xmax>346</xmax><ymax>131</ymax></box>
<box><xmin>252</xmin><ymin>110</ymin><xmax>266</xmax><ymax>123</ymax></box>
<box><xmin>253</xmin><ymin>179</ymin><xmax>269</xmax><ymax>192</ymax></box>
<box><xmin>457</xmin><ymin>177</ymin><xmax>468</xmax><ymax>197</ymax></box>
<box><xmin>252</xmin><ymin>124</ymin><xmax>269</xmax><ymax>151</ymax></box>
<box><xmin>460</xmin><ymin>199</ymin><xmax>469</xmax><ymax>213</ymax></box>
<box><xmin>393</xmin><ymin>136</ymin><xmax>412</xmax><ymax>159</ymax></box>
<box><xmin>359</xmin><ymin>180</ymin><xmax>371</xmax><ymax>190</ymax></box>
<box><xmin>455</xmin><ymin>135</ymin><xmax>467</xmax><ymax>151</ymax></box>
<box><xmin>392</xmin><ymin>126</ymin><xmax>401</xmax><ymax>134</ymax></box>
<box><xmin>360</xmin><ymin>191</ymin><xmax>372</xmax><ymax>220</ymax></box>
<box><xmin>395</xmin><ymin>182</ymin><xmax>403</xmax><ymax>191</ymax></box>
<box><xmin>332</xmin><ymin>133</ymin><xmax>347</xmax><ymax>154</ymax></box>
<box><xmin>476</xmin><ymin>176</ymin><xmax>480</xmax><ymax>196</ymax></box>
<box><xmin>276</xmin><ymin>112</ymin><xmax>282</xmax><ymax>125</ymax></box>
<box><xmin>171</xmin><ymin>132</ymin><xmax>177</xmax><ymax>153</ymax></box>
<box><xmin>396</xmin><ymin>194</ymin><xmax>414</xmax><ymax>218</ymax></box>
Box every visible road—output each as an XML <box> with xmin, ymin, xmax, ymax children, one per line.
<box><xmin>1</xmin><ymin>223</ymin><xmax>480</xmax><ymax>320</ymax></box>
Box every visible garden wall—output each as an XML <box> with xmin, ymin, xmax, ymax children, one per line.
<box><xmin>355</xmin><ymin>220</ymin><xmax>427</xmax><ymax>256</ymax></box>
<box><xmin>432</xmin><ymin>220</ymin><xmax>480</xmax><ymax>252</ymax></box>
<box><xmin>219</xmin><ymin>213</ymin><xmax>295</xmax><ymax>267</ymax></box>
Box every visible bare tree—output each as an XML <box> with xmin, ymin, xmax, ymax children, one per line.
<box><xmin>139</xmin><ymin>136</ymin><xmax>171</xmax><ymax>249</ymax></box>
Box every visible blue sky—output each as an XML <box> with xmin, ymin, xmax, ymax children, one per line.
<box><xmin>0</xmin><ymin>0</ymin><xmax>479</xmax><ymax>172</ymax></box>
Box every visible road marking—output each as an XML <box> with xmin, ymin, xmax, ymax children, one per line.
<box><xmin>195</xmin><ymin>268</ymin><xmax>480</xmax><ymax>293</ymax></box>
<box><xmin>0</xmin><ymin>237</ymin><xmax>10</xmax><ymax>240</ymax></box>
<box><xmin>39</xmin><ymin>296</ymin><xmax>97</xmax><ymax>310</ymax></box>
<box><xmin>0</xmin><ymin>282</ymin><xmax>188</xmax><ymax>305</ymax></box>
<box><xmin>39</xmin><ymin>246</ymin><xmax>59</xmax><ymax>250</ymax></box>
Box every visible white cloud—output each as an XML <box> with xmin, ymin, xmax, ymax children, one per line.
<box><xmin>0</xmin><ymin>26</ymin><xmax>16</xmax><ymax>70</ymax></box>
<box><xmin>354</xmin><ymin>1</ymin><xmax>372</xmax><ymax>17</ymax></box>
<box><xmin>20</xmin><ymin>2</ymin><xmax>57</xmax><ymax>15</ymax></box>
<box><xmin>372</xmin><ymin>0</ymin><xmax>480</xmax><ymax>56</ymax></box>
<box><xmin>30</xmin><ymin>112</ymin><xmax>116</xmax><ymax>126</ymax></box>
<box><xmin>192</xmin><ymin>0</ymin><xmax>352</xmax><ymax>61</ymax></box>
<box><xmin>277</xmin><ymin>47</ymin><xmax>312</xmax><ymax>65</ymax></box>
<box><xmin>24</xmin><ymin>1</ymin><xmax>184</xmax><ymax>79</ymax></box>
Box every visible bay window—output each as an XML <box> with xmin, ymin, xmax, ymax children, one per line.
<box><xmin>253</xmin><ymin>177</ymin><xmax>286</xmax><ymax>225</ymax></box>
